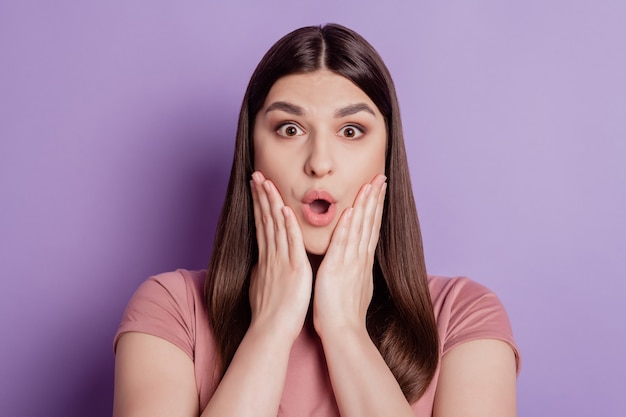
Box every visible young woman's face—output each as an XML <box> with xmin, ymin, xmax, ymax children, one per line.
<box><xmin>253</xmin><ymin>70</ymin><xmax>387</xmax><ymax>254</ymax></box>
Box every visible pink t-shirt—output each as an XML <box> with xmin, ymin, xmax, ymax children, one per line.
<box><xmin>114</xmin><ymin>269</ymin><xmax>520</xmax><ymax>416</ymax></box>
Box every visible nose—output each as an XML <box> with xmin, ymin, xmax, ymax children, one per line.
<box><xmin>304</xmin><ymin>133</ymin><xmax>334</xmax><ymax>177</ymax></box>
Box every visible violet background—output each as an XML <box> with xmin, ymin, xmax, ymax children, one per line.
<box><xmin>1</xmin><ymin>1</ymin><xmax>625</xmax><ymax>416</ymax></box>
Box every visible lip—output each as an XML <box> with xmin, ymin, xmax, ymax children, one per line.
<box><xmin>301</xmin><ymin>190</ymin><xmax>337</xmax><ymax>227</ymax></box>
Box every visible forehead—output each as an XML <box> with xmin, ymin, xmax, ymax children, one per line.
<box><xmin>262</xmin><ymin>70</ymin><xmax>380</xmax><ymax>115</ymax></box>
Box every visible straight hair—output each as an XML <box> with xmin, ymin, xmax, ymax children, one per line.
<box><xmin>205</xmin><ymin>23</ymin><xmax>439</xmax><ymax>402</ymax></box>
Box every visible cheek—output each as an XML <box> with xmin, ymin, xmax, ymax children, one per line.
<box><xmin>373</xmin><ymin>138</ymin><xmax>388</xmax><ymax>173</ymax></box>
<box><xmin>359</xmin><ymin>131</ymin><xmax>387</xmax><ymax>174</ymax></box>
<box><xmin>253</xmin><ymin>137</ymin><xmax>276</xmax><ymax>175</ymax></box>
<box><xmin>254</xmin><ymin>149</ymin><xmax>286</xmax><ymax>186</ymax></box>
<box><xmin>252</xmin><ymin>148</ymin><xmax>291</xmax><ymax>201</ymax></box>
<box><xmin>352</xmin><ymin>146</ymin><xmax>386</xmax><ymax>180</ymax></box>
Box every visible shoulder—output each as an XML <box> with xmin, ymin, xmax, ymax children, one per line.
<box><xmin>428</xmin><ymin>275</ymin><xmax>497</xmax><ymax>312</ymax></box>
<box><xmin>145</xmin><ymin>268</ymin><xmax>206</xmax><ymax>293</ymax></box>
<box><xmin>120</xmin><ymin>269</ymin><xmax>205</xmax><ymax>321</ymax></box>
<box><xmin>113</xmin><ymin>269</ymin><xmax>208</xmax><ymax>359</ymax></box>
<box><xmin>428</xmin><ymin>275</ymin><xmax>521</xmax><ymax>372</ymax></box>
<box><xmin>142</xmin><ymin>269</ymin><xmax>206</xmax><ymax>303</ymax></box>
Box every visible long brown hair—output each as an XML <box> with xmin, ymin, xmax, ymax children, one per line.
<box><xmin>205</xmin><ymin>23</ymin><xmax>439</xmax><ymax>402</ymax></box>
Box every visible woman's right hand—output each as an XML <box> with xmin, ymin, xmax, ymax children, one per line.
<box><xmin>249</xmin><ymin>171</ymin><xmax>312</xmax><ymax>341</ymax></box>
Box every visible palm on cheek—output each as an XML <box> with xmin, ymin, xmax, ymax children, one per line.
<box><xmin>313</xmin><ymin>175</ymin><xmax>387</xmax><ymax>336</ymax></box>
<box><xmin>249</xmin><ymin>172</ymin><xmax>313</xmax><ymax>340</ymax></box>
<box><xmin>249</xmin><ymin>171</ymin><xmax>386</xmax><ymax>339</ymax></box>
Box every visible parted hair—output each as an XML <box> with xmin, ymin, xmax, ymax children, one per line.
<box><xmin>205</xmin><ymin>23</ymin><xmax>439</xmax><ymax>402</ymax></box>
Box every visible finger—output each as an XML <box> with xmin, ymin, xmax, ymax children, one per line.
<box><xmin>361</xmin><ymin>180</ymin><xmax>385</xmax><ymax>253</ymax></box>
<box><xmin>347</xmin><ymin>182</ymin><xmax>374</xmax><ymax>258</ymax></box>
<box><xmin>253</xmin><ymin>172</ymin><xmax>277</xmax><ymax>257</ymax></box>
<box><xmin>326</xmin><ymin>206</ymin><xmax>354</xmax><ymax>262</ymax></box>
<box><xmin>281</xmin><ymin>206</ymin><xmax>307</xmax><ymax>266</ymax></box>
<box><xmin>356</xmin><ymin>174</ymin><xmax>387</xmax><ymax>242</ymax></box>
<box><xmin>361</xmin><ymin>175</ymin><xmax>386</xmax><ymax>245</ymax></box>
<box><xmin>368</xmin><ymin>181</ymin><xmax>387</xmax><ymax>254</ymax></box>
<box><xmin>262</xmin><ymin>179</ymin><xmax>289</xmax><ymax>255</ymax></box>
<box><xmin>250</xmin><ymin>175</ymin><xmax>267</xmax><ymax>257</ymax></box>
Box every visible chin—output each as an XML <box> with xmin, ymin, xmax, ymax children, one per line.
<box><xmin>303</xmin><ymin>235</ymin><xmax>330</xmax><ymax>256</ymax></box>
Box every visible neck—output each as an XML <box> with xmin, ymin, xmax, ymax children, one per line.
<box><xmin>307</xmin><ymin>253</ymin><xmax>324</xmax><ymax>275</ymax></box>
<box><xmin>304</xmin><ymin>252</ymin><xmax>324</xmax><ymax>334</ymax></box>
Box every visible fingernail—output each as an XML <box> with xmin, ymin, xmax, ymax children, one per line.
<box><xmin>252</xmin><ymin>172</ymin><xmax>261</xmax><ymax>182</ymax></box>
<box><xmin>263</xmin><ymin>180</ymin><xmax>271</xmax><ymax>192</ymax></box>
<box><xmin>364</xmin><ymin>184</ymin><xmax>372</xmax><ymax>195</ymax></box>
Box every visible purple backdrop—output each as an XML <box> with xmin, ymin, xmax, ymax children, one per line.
<box><xmin>1</xmin><ymin>1</ymin><xmax>624</xmax><ymax>416</ymax></box>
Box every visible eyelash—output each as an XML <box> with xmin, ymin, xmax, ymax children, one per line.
<box><xmin>276</xmin><ymin>122</ymin><xmax>304</xmax><ymax>137</ymax></box>
<box><xmin>338</xmin><ymin>124</ymin><xmax>365</xmax><ymax>139</ymax></box>
<box><xmin>275</xmin><ymin>123</ymin><xmax>366</xmax><ymax>139</ymax></box>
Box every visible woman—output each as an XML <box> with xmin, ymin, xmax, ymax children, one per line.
<box><xmin>113</xmin><ymin>24</ymin><xmax>520</xmax><ymax>416</ymax></box>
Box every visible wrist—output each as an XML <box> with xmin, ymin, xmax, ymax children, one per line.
<box><xmin>248</xmin><ymin>315</ymin><xmax>303</xmax><ymax>346</ymax></box>
<box><xmin>315</xmin><ymin>318</ymin><xmax>370</xmax><ymax>346</ymax></box>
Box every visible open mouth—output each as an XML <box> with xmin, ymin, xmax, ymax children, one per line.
<box><xmin>301</xmin><ymin>189</ymin><xmax>337</xmax><ymax>227</ymax></box>
<box><xmin>309</xmin><ymin>199</ymin><xmax>331</xmax><ymax>214</ymax></box>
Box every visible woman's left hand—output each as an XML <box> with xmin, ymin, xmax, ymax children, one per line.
<box><xmin>312</xmin><ymin>174</ymin><xmax>387</xmax><ymax>337</ymax></box>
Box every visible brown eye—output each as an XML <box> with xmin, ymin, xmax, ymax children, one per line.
<box><xmin>339</xmin><ymin>125</ymin><xmax>364</xmax><ymax>139</ymax></box>
<box><xmin>277</xmin><ymin>123</ymin><xmax>304</xmax><ymax>137</ymax></box>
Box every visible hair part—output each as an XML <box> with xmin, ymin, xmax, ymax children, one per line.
<box><xmin>205</xmin><ymin>23</ymin><xmax>439</xmax><ymax>402</ymax></box>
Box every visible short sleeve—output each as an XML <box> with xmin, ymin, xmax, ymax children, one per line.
<box><xmin>113</xmin><ymin>271</ymin><xmax>197</xmax><ymax>361</ymax></box>
<box><xmin>429</xmin><ymin>276</ymin><xmax>521</xmax><ymax>373</ymax></box>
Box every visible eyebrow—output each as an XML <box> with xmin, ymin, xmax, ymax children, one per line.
<box><xmin>264</xmin><ymin>101</ymin><xmax>376</xmax><ymax>118</ymax></box>
<box><xmin>265</xmin><ymin>101</ymin><xmax>306</xmax><ymax>116</ymax></box>
<box><xmin>334</xmin><ymin>103</ymin><xmax>376</xmax><ymax>118</ymax></box>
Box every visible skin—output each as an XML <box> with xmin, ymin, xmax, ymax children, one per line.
<box><xmin>113</xmin><ymin>70</ymin><xmax>517</xmax><ymax>417</ymax></box>
<box><xmin>252</xmin><ymin>69</ymin><xmax>388</xmax><ymax>256</ymax></box>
